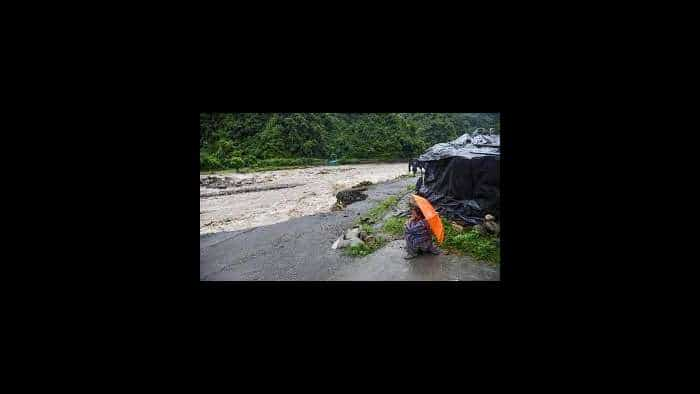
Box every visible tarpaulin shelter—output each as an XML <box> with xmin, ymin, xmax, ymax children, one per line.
<box><xmin>415</xmin><ymin>129</ymin><xmax>500</xmax><ymax>226</ymax></box>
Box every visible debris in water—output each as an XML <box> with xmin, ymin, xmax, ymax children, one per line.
<box><xmin>200</xmin><ymin>183</ymin><xmax>304</xmax><ymax>198</ymax></box>
<box><xmin>335</xmin><ymin>187</ymin><xmax>368</xmax><ymax>206</ymax></box>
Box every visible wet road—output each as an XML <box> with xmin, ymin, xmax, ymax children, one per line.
<box><xmin>200</xmin><ymin>176</ymin><xmax>499</xmax><ymax>281</ymax></box>
<box><xmin>329</xmin><ymin>240</ymin><xmax>498</xmax><ymax>281</ymax></box>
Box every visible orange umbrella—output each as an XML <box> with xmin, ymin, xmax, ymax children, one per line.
<box><xmin>411</xmin><ymin>194</ymin><xmax>444</xmax><ymax>244</ymax></box>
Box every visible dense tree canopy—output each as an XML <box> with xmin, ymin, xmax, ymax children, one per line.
<box><xmin>200</xmin><ymin>113</ymin><xmax>499</xmax><ymax>170</ymax></box>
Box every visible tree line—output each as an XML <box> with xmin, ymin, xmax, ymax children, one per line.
<box><xmin>200</xmin><ymin>113</ymin><xmax>499</xmax><ymax>170</ymax></box>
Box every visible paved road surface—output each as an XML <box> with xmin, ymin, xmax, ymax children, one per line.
<box><xmin>329</xmin><ymin>240</ymin><xmax>499</xmax><ymax>281</ymax></box>
<box><xmin>200</xmin><ymin>176</ymin><xmax>499</xmax><ymax>281</ymax></box>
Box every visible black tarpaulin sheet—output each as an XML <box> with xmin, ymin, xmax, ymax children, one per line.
<box><xmin>415</xmin><ymin>131</ymin><xmax>500</xmax><ymax>225</ymax></box>
<box><xmin>417</xmin><ymin>132</ymin><xmax>500</xmax><ymax>161</ymax></box>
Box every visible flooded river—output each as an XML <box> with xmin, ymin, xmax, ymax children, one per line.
<box><xmin>200</xmin><ymin>162</ymin><xmax>410</xmax><ymax>234</ymax></box>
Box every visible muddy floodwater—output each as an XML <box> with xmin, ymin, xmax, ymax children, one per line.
<box><xmin>200</xmin><ymin>162</ymin><xmax>410</xmax><ymax>234</ymax></box>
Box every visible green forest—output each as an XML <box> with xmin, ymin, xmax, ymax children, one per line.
<box><xmin>200</xmin><ymin>113</ymin><xmax>499</xmax><ymax>171</ymax></box>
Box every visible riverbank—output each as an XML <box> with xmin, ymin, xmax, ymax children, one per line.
<box><xmin>200</xmin><ymin>158</ymin><xmax>411</xmax><ymax>175</ymax></box>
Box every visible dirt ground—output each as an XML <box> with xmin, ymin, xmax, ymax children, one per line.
<box><xmin>200</xmin><ymin>163</ymin><xmax>410</xmax><ymax>234</ymax></box>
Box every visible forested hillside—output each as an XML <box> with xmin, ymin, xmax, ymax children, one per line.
<box><xmin>200</xmin><ymin>113</ymin><xmax>499</xmax><ymax>171</ymax></box>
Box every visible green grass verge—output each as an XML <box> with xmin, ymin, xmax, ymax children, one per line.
<box><xmin>355</xmin><ymin>195</ymin><xmax>399</xmax><ymax>225</ymax></box>
<box><xmin>346</xmin><ymin>235</ymin><xmax>387</xmax><ymax>257</ymax></box>
<box><xmin>382</xmin><ymin>216</ymin><xmax>405</xmax><ymax>237</ymax></box>
<box><xmin>440</xmin><ymin>217</ymin><xmax>500</xmax><ymax>264</ymax></box>
<box><xmin>345</xmin><ymin>194</ymin><xmax>406</xmax><ymax>257</ymax></box>
<box><xmin>359</xmin><ymin>223</ymin><xmax>375</xmax><ymax>235</ymax></box>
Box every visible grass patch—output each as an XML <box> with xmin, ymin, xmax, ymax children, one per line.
<box><xmin>358</xmin><ymin>195</ymin><xmax>399</xmax><ymax>225</ymax></box>
<box><xmin>406</xmin><ymin>183</ymin><xmax>416</xmax><ymax>192</ymax></box>
<box><xmin>346</xmin><ymin>235</ymin><xmax>387</xmax><ymax>257</ymax></box>
<box><xmin>345</xmin><ymin>193</ymin><xmax>406</xmax><ymax>257</ymax></box>
<box><xmin>359</xmin><ymin>223</ymin><xmax>375</xmax><ymax>235</ymax></box>
<box><xmin>382</xmin><ymin>216</ymin><xmax>405</xmax><ymax>237</ymax></box>
<box><xmin>440</xmin><ymin>217</ymin><xmax>500</xmax><ymax>264</ymax></box>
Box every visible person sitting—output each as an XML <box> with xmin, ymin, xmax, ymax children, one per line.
<box><xmin>404</xmin><ymin>203</ymin><xmax>441</xmax><ymax>259</ymax></box>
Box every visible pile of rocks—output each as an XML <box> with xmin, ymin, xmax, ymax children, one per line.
<box><xmin>200</xmin><ymin>176</ymin><xmax>234</xmax><ymax>189</ymax></box>
<box><xmin>334</xmin><ymin>186</ymin><xmax>368</xmax><ymax>209</ymax></box>
<box><xmin>450</xmin><ymin>214</ymin><xmax>500</xmax><ymax>237</ymax></box>
<box><xmin>331</xmin><ymin>227</ymin><xmax>364</xmax><ymax>249</ymax></box>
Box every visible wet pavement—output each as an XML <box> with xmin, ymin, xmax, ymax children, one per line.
<box><xmin>329</xmin><ymin>240</ymin><xmax>499</xmax><ymax>281</ymax></box>
<box><xmin>200</xmin><ymin>175</ymin><xmax>499</xmax><ymax>281</ymax></box>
